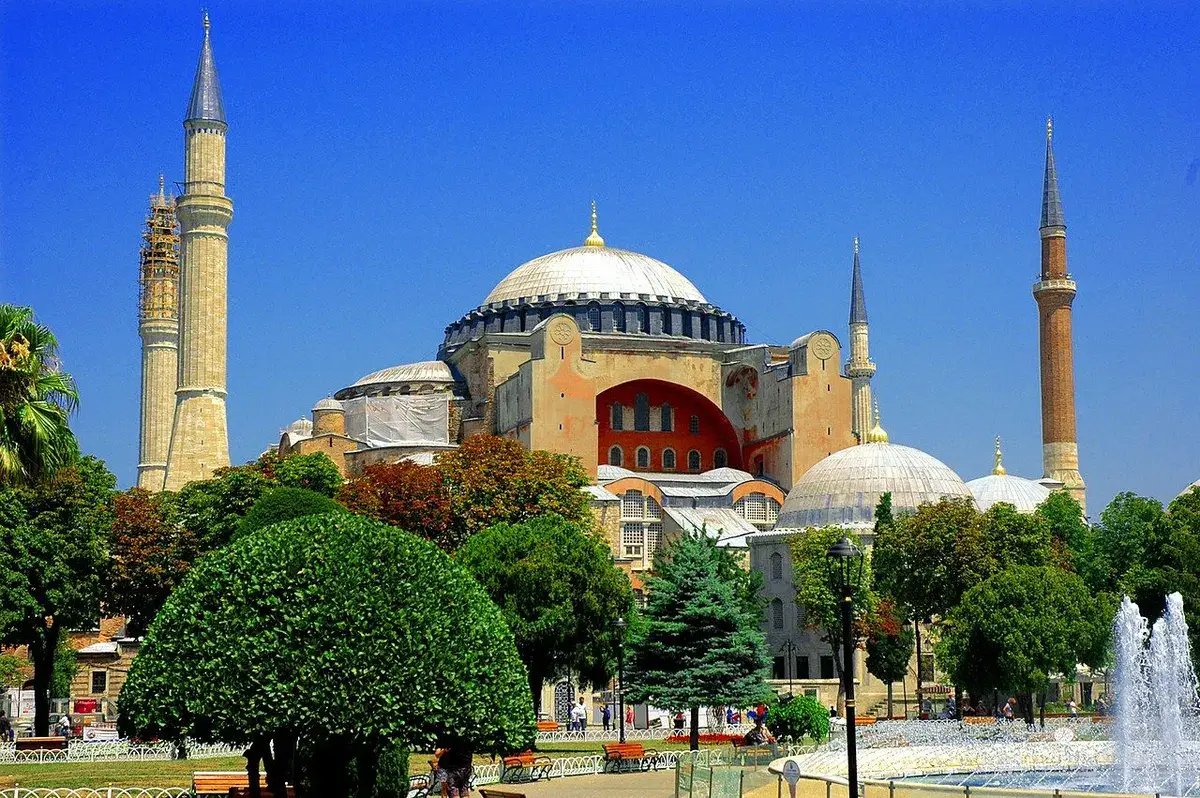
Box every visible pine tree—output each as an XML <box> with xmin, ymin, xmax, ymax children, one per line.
<box><xmin>625</xmin><ymin>532</ymin><xmax>771</xmax><ymax>750</ymax></box>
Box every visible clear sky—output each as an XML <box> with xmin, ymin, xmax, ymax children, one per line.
<box><xmin>2</xmin><ymin>1</ymin><xmax>1197</xmax><ymax>514</ymax></box>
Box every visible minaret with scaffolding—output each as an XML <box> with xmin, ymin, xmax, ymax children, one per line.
<box><xmin>137</xmin><ymin>176</ymin><xmax>180</xmax><ymax>491</ymax></box>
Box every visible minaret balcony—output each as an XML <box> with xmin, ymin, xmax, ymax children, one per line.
<box><xmin>1032</xmin><ymin>277</ymin><xmax>1076</xmax><ymax>296</ymax></box>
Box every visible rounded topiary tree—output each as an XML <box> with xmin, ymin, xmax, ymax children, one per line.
<box><xmin>234</xmin><ymin>485</ymin><xmax>346</xmax><ymax>539</ymax></box>
<box><xmin>766</xmin><ymin>694</ymin><xmax>829</xmax><ymax>743</ymax></box>
<box><xmin>119</xmin><ymin>513</ymin><xmax>535</xmax><ymax>798</ymax></box>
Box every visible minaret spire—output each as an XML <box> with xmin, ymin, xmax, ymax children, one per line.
<box><xmin>584</xmin><ymin>200</ymin><xmax>605</xmax><ymax>247</ymax></box>
<box><xmin>186</xmin><ymin>12</ymin><xmax>225</xmax><ymax>124</ymax></box>
<box><xmin>1041</xmin><ymin>117</ymin><xmax>1065</xmax><ymax>231</ymax></box>
<box><xmin>844</xmin><ymin>237</ymin><xmax>876</xmax><ymax>442</ymax></box>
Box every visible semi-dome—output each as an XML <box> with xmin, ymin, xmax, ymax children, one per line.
<box><xmin>966</xmin><ymin>437</ymin><xmax>1051</xmax><ymax>513</ymax></box>
<box><xmin>775</xmin><ymin>419</ymin><xmax>974</xmax><ymax>529</ymax></box>
<box><xmin>351</xmin><ymin>360</ymin><xmax>458</xmax><ymax>389</ymax></box>
<box><xmin>287</xmin><ymin>417</ymin><xmax>313</xmax><ymax>437</ymax></box>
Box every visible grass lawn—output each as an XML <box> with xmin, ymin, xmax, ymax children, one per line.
<box><xmin>0</xmin><ymin>740</ymin><xmax>741</xmax><ymax>788</ymax></box>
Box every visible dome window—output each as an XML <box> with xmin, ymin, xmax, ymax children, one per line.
<box><xmin>634</xmin><ymin>393</ymin><xmax>650</xmax><ymax>431</ymax></box>
<box><xmin>661</xmin><ymin>404</ymin><xmax>673</xmax><ymax>432</ymax></box>
<box><xmin>689</xmin><ymin>415</ymin><xmax>700</xmax><ymax>435</ymax></box>
<box><xmin>611</xmin><ymin>403</ymin><xmax>624</xmax><ymax>431</ymax></box>
<box><xmin>636</xmin><ymin>446</ymin><xmax>650</xmax><ymax>469</ymax></box>
<box><xmin>608</xmin><ymin>445</ymin><xmax>623</xmax><ymax>467</ymax></box>
<box><xmin>613</xmin><ymin>303</ymin><xmax>626</xmax><ymax>333</ymax></box>
<box><xmin>662</xmin><ymin>448</ymin><xmax>676</xmax><ymax>470</ymax></box>
<box><xmin>688</xmin><ymin>449</ymin><xmax>701</xmax><ymax>472</ymax></box>
<box><xmin>587</xmin><ymin>302</ymin><xmax>601</xmax><ymax>332</ymax></box>
<box><xmin>638</xmin><ymin>304</ymin><xmax>650</xmax><ymax>334</ymax></box>
<box><xmin>713</xmin><ymin>448</ymin><xmax>728</xmax><ymax>469</ymax></box>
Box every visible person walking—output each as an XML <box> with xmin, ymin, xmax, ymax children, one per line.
<box><xmin>602</xmin><ymin>704</ymin><xmax>612</xmax><ymax>732</ymax></box>
<box><xmin>569</xmin><ymin>700</ymin><xmax>585</xmax><ymax>732</ymax></box>
<box><xmin>577</xmin><ymin>697</ymin><xmax>588</xmax><ymax>731</ymax></box>
<box><xmin>431</xmin><ymin>739</ymin><xmax>474</xmax><ymax>798</ymax></box>
<box><xmin>0</xmin><ymin>713</ymin><xmax>11</xmax><ymax>743</ymax></box>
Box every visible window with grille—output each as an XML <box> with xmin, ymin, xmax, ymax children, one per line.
<box><xmin>91</xmin><ymin>670</ymin><xmax>107</xmax><ymax>694</ymax></box>
<box><xmin>713</xmin><ymin>448</ymin><xmax>727</xmax><ymax>469</ymax></box>
<box><xmin>661</xmin><ymin>404</ymin><xmax>673</xmax><ymax>432</ymax></box>
<box><xmin>608</xmin><ymin>446</ymin><xmax>623</xmax><ymax>467</ymax></box>
<box><xmin>662</xmin><ymin>448</ymin><xmax>676</xmax><ymax>470</ymax></box>
<box><xmin>688</xmin><ymin>450</ymin><xmax>701</xmax><ymax>471</ymax></box>
<box><xmin>737</xmin><ymin>493</ymin><xmax>777</xmax><ymax>530</ymax></box>
<box><xmin>770</xmin><ymin>551</ymin><xmax>783</xmax><ymax>580</ymax></box>
<box><xmin>622</xmin><ymin>490</ymin><xmax>643</xmax><ymax>518</ymax></box>
<box><xmin>636</xmin><ymin>446</ymin><xmax>650</xmax><ymax>469</ymax></box>
<box><xmin>621</xmin><ymin>523</ymin><xmax>645</xmax><ymax>558</ymax></box>
<box><xmin>766</xmin><ymin>498</ymin><xmax>779</xmax><ymax>524</ymax></box>
<box><xmin>771</xmin><ymin>599</ymin><xmax>784</xmax><ymax>629</ymax></box>
<box><xmin>588</xmin><ymin>303</ymin><xmax>602</xmax><ymax>331</ymax></box>
<box><xmin>646</xmin><ymin>522</ymin><xmax>663</xmax><ymax>553</ymax></box>
<box><xmin>646</xmin><ymin>497</ymin><xmax>661</xmax><ymax>520</ymax></box>
<box><xmin>634</xmin><ymin>393</ymin><xmax>650</xmax><ymax>431</ymax></box>
<box><xmin>689</xmin><ymin>415</ymin><xmax>700</xmax><ymax>435</ymax></box>
<box><xmin>611</xmin><ymin>403</ymin><xmax>623</xmax><ymax>430</ymax></box>
<box><xmin>613</xmin><ymin>303</ymin><xmax>626</xmax><ymax>332</ymax></box>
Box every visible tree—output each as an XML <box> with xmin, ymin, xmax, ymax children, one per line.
<box><xmin>105</xmin><ymin>488</ymin><xmax>197</xmax><ymax>636</ymax></box>
<box><xmin>271</xmin><ymin>453</ymin><xmax>343</xmax><ymax>497</ymax></box>
<box><xmin>338</xmin><ymin>461</ymin><xmax>454</xmax><ymax>550</ymax></box>
<box><xmin>0</xmin><ymin>455</ymin><xmax>114</xmax><ymax>734</ymax></box>
<box><xmin>236</xmin><ymin>487</ymin><xmax>346</xmax><ymax>539</ymax></box>
<box><xmin>0</xmin><ymin>651</ymin><xmax>28</xmax><ymax>689</ymax></box>
<box><xmin>0</xmin><ymin>305</ymin><xmax>80</xmax><ymax>485</ymax></box>
<box><xmin>625</xmin><ymin>533</ymin><xmax>771</xmax><ymax>750</ymax></box>
<box><xmin>119</xmin><ymin>513</ymin><xmax>535</xmax><ymax>798</ymax></box>
<box><xmin>1080</xmin><ymin>492</ymin><xmax>1179</xmax><ymax>623</ymax></box>
<box><xmin>788</xmin><ymin>525</ymin><xmax>874</xmax><ymax>705</ymax></box>
<box><xmin>175</xmin><ymin>466</ymin><xmax>269</xmax><ymax>552</ymax></box>
<box><xmin>936</xmin><ymin>565</ymin><xmax>1111</xmax><ymax>725</ymax></box>
<box><xmin>1034</xmin><ymin>491</ymin><xmax>1088</xmax><ymax>571</ymax></box>
<box><xmin>765</xmin><ymin>694</ymin><xmax>829</xmax><ymax>743</ymax></box>
<box><xmin>865</xmin><ymin>598</ymin><xmax>914</xmax><ymax>719</ymax></box>
<box><xmin>456</xmin><ymin>515</ymin><xmax>635</xmax><ymax>712</ymax></box>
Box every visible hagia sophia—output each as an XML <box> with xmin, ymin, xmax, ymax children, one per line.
<box><xmin>130</xmin><ymin>16</ymin><xmax>1159</xmax><ymax>710</ymax></box>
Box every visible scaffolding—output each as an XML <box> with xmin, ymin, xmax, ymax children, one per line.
<box><xmin>139</xmin><ymin>175</ymin><xmax>179</xmax><ymax>321</ymax></box>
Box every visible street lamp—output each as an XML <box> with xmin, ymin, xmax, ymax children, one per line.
<box><xmin>779</xmin><ymin>639</ymin><xmax>799</xmax><ymax>696</ymax></box>
<box><xmin>614</xmin><ymin>617</ymin><xmax>628</xmax><ymax>743</ymax></box>
<box><xmin>826</xmin><ymin>535</ymin><xmax>864</xmax><ymax>798</ymax></box>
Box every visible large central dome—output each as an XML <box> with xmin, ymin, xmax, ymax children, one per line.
<box><xmin>484</xmin><ymin>245</ymin><xmax>706</xmax><ymax>305</ymax></box>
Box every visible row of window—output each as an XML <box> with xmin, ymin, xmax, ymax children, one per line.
<box><xmin>771</xmin><ymin>655</ymin><xmax>836</xmax><ymax>681</ymax></box>
<box><xmin>608</xmin><ymin>445</ymin><xmax>727</xmax><ymax>471</ymax></box>
<box><xmin>587</xmin><ymin>303</ymin><xmax>731</xmax><ymax>341</ymax></box>
<box><xmin>609</xmin><ymin>396</ymin><xmax>701</xmax><ymax>435</ymax></box>
<box><xmin>619</xmin><ymin>490</ymin><xmax>663</xmax><ymax>562</ymax></box>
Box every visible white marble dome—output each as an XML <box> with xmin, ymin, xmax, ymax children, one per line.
<box><xmin>1180</xmin><ymin>479</ymin><xmax>1200</xmax><ymax>498</ymax></box>
<box><xmin>483</xmin><ymin>245</ymin><xmax>706</xmax><ymax>306</ymax></box>
<box><xmin>312</xmin><ymin>396</ymin><xmax>343</xmax><ymax>413</ymax></box>
<box><xmin>351</xmin><ymin>360</ymin><xmax>457</xmax><ymax>388</ymax></box>
<box><xmin>775</xmin><ymin>441</ymin><xmax>976</xmax><ymax>530</ymax></box>
<box><xmin>287</xmin><ymin>417</ymin><xmax>313</xmax><ymax>436</ymax></box>
<box><xmin>967</xmin><ymin>473</ymin><xmax>1052</xmax><ymax>513</ymax></box>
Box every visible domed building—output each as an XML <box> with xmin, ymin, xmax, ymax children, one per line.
<box><xmin>966</xmin><ymin>437</ymin><xmax>1053</xmax><ymax>513</ymax></box>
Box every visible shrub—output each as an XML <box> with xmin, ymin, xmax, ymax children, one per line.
<box><xmin>767</xmin><ymin>694</ymin><xmax>829</xmax><ymax>742</ymax></box>
<box><xmin>235</xmin><ymin>486</ymin><xmax>346</xmax><ymax>539</ymax></box>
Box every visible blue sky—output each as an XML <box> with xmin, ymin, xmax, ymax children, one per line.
<box><xmin>2</xmin><ymin>1</ymin><xmax>1197</xmax><ymax>514</ymax></box>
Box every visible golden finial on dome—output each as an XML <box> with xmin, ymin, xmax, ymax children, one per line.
<box><xmin>584</xmin><ymin>200</ymin><xmax>605</xmax><ymax>248</ymax></box>
<box><xmin>993</xmin><ymin>435</ymin><xmax>1007</xmax><ymax>476</ymax></box>
<box><xmin>865</xmin><ymin>400</ymin><xmax>889</xmax><ymax>444</ymax></box>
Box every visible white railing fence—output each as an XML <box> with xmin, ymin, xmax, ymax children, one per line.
<box><xmin>534</xmin><ymin>723</ymin><xmax>755</xmax><ymax>744</ymax></box>
<box><xmin>0</xmin><ymin>741</ymin><xmax>240</xmax><ymax>764</ymax></box>
<box><xmin>0</xmin><ymin>791</ymin><xmax>190</xmax><ymax>798</ymax></box>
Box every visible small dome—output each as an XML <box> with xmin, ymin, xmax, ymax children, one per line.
<box><xmin>776</xmin><ymin>441</ymin><xmax>975</xmax><ymax>529</ymax></box>
<box><xmin>312</xmin><ymin>396</ymin><xmax>344</xmax><ymax>413</ymax></box>
<box><xmin>287</xmin><ymin>417</ymin><xmax>313</xmax><ymax>436</ymax></box>
<box><xmin>967</xmin><ymin>474</ymin><xmax>1052</xmax><ymax>514</ymax></box>
<box><xmin>351</xmin><ymin>360</ymin><xmax>458</xmax><ymax>388</ymax></box>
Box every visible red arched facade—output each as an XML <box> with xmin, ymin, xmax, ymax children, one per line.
<box><xmin>597</xmin><ymin>379</ymin><xmax>742</xmax><ymax>473</ymax></box>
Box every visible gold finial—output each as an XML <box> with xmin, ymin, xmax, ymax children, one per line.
<box><xmin>865</xmin><ymin>399</ymin><xmax>889</xmax><ymax>444</ymax></box>
<box><xmin>1046</xmin><ymin>116</ymin><xmax>1053</xmax><ymax>143</ymax></box>
<box><xmin>584</xmin><ymin>200</ymin><xmax>605</xmax><ymax>247</ymax></box>
<box><xmin>993</xmin><ymin>435</ymin><xmax>1007</xmax><ymax>476</ymax></box>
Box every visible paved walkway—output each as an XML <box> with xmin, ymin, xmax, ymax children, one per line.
<box><xmin>486</xmin><ymin>770</ymin><xmax>678</xmax><ymax>796</ymax></box>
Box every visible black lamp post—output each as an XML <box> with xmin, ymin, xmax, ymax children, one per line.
<box><xmin>826</xmin><ymin>535</ymin><xmax>864</xmax><ymax>798</ymax></box>
<box><xmin>779</xmin><ymin>639</ymin><xmax>799</xmax><ymax>696</ymax></box>
<box><xmin>614</xmin><ymin>617</ymin><xmax>628</xmax><ymax>743</ymax></box>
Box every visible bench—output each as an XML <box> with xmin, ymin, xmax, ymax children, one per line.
<box><xmin>15</xmin><ymin>736</ymin><xmax>67</xmax><ymax>751</ymax></box>
<box><xmin>501</xmin><ymin>750</ymin><xmax>553</xmax><ymax>782</ymax></box>
<box><xmin>227</xmin><ymin>790</ymin><xmax>295</xmax><ymax>798</ymax></box>
<box><xmin>602</xmin><ymin>742</ymin><xmax>662</xmax><ymax>772</ymax></box>
<box><xmin>479</xmin><ymin>790</ymin><xmax>527</xmax><ymax>798</ymax></box>
<box><xmin>964</xmin><ymin>716</ymin><xmax>997</xmax><ymax>725</ymax></box>
<box><xmin>856</xmin><ymin>716</ymin><xmax>878</xmax><ymax>725</ymax></box>
<box><xmin>535</xmin><ymin>720</ymin><xmax>559</xmax><ymax>732</ymax></box>
<box><xmin>192</xmin><ymin>772</ymin><xmax>292</xmax><ymax>797</ymax></box>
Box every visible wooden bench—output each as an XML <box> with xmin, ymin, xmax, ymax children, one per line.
<box><xmin>964</xmin><ymin>716</ymin><xmax>997</xmax><ymax>725</ymax></box>
<box><xmin>856</xmin><ymin>716</ymin><xmax>878</xmax><ymax>725</ymax></box>
<box><xmin>602</xmin><ymin>742</ymin><xmax>662</xmax><ymax>772</ymax></box>
<box><xmin>192</xmin><ymin>772</ymin><xmax>292</xmax><ymax>797</ymax></box>
<box><xmin>479</xmin><ymin>789</ymin><xmax>527</xmax><ymax>798</ymax></box>
<box><xmin>15</xmin><ymin>736</ymin><xmax>67</xmax><ymax>751</ymax></box>
<box><xmin>500</xmin><ymin>750</ymin><xmax>553</xmax><ymax>782</ymax></box>
<box><xmin>535</xmin><ymin>720</ymin><xmax>559</xmax><ymax>732</ymax></box>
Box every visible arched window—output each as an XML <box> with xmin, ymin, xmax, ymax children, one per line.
<box><xmin>638</xmin><ymin>304</ymin><xmax>650</xmax><ymax>333</ymax></box>
<box><xmin>587</xmin><ymin>302</ymin><xmax>602</xmax><ymax>332</ymax></box>
<box><xmin>608</xmin><ymin>445</ymin><xmax>623</xmax><ymax>467</ymax></box>
<box><xmin>680</xmin><ymin>310</ymin><xmax>692</xmax><ymax>337</ymax></box>
<box><xmin>612</xmin><ymin>303</ymin><xmax>626</xmax><ymax>333</ymax></box>
<box><xmin>687</xmin><ymin>449</ymin><xmax>701</xmax><ymax>472</ymax></box>
<box><xmin>754</xmin><ymin>455</ymin><xmax>765</xmax><ymax>476</ymax></box>
<box><xmin>770</xmin><ymin>552</ymin><xmax>783</xmax><ymax>581</ymax></box>
<box><xmin>611</xmin><ymin>403</ymin><xmax>623</xmax><ymax>430</ymax></box>
<box><xmin>713</xmin><ymin>448</ymin><xmax>728</xmax><ymax>469</ymax></box>
<box><xmin>716</xmin><ymin>320</ymin><xmax>726</xmax><ymax>342</ymax></box>
<box><xmin>662</xmin><ymin>310</ymin><xmax>674</xmax><ymax>336</ymax></box>
<box><xmin>689</xmin><ymin>415</ymin><xmax>700</xmax><ymax>435</ymax></box>
<box><xmin>662</xmin><ymin>448</ymin><xmax>676</xmax><ymax>470</ymax></box>
<box><xmin>771</xmin><ymin>598</ymin><xmax>784</xmax><ymax>629</ymax></box>
<box><xmin>634</xmin><ymin>393</ymin><xmax>650</xmax><ymax>431</ymax></box>
<box><xmin>636</xmin><ymin>446</ymin><xmax>650</xmax><ymax>469</ymax></box>
<box><xmin>661</xmin><ymin>404</ymin><xmax>673</xmax><ymax>432</ymax></box>
<box><xmin>701</xmin><ymin>315</ymin><xmax>711</xmax><ymax>340</ymax></box>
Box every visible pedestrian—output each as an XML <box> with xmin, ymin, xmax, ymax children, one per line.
<box><xmin>0</xmin><ymin>713</ymin><xmax>10</xmax><ymax>743</ymax></box>
<box><xmin>602</xmin><ymin>704</ymin><xmax>612</xmax><ymax>732</ymax></box>
<box><xmin>1002</xmin><ymin>698</ymin><xmax>1015</xmax><ymax>721</ymax></box>
<box><xmin>431</xmin><ymin>738</ymin><xmax>474</xmax><ymax>798</ymax></box>
<box><xmin>742</xmin><ymin>717</ymin><xmax>776</xmax><ymax>746</ymax></box>
<box><xmin>577</xmin><ymin>697</ymin><xmax>588</xmax><ymax>731</ymax></box>
<box><xmin>625</xmin><ymin>705</ymin><xmax>634</xmax><ymax>728</ymax></box>
<box><xmin>726</xmin><ymin>707</ymin><xmax>734</xmax><ymax>725</ymax></box>
<box><xmin>569</xmin><ymin>700</ymin><xmax>585</xmax><ymax>732</ymax></box>
<box><xmin>1095</xmin><ymin>695</ymin><xmax>1107</xmax><ymax>717</ymax></box>
<box><xmin>57</xmin><ymin>714</ymin><xmax>71</xmax><ymax>740</ymax></box>
<box><xmin>1067</xmin><ymin>699</ymin><xmax>1078</xmax><ymax>719</ymax></box>
<box><xmin>674</xmin><ymin>711</ymin><xmax>685</xmax><ymax>731</ymax></box>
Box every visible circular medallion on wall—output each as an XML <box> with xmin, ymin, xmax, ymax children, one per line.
<box><xmin>809</xmin><ymin>332</ymin><xmax>835</xmax><ymax>361</ymax></box>
<box><xmin>549</xmin><ymin>318</ymin><xmax>575</xmax><ymax>345</ymax></box>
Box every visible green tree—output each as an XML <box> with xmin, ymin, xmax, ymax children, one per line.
<box><xmin>936</xmin><ymin>565</ymin><xmax>1111</xmax><ymax>724</ymax></box>
<box><xmin>765</xmin><ymin>694</ymin><xmax>829</xmax><ymax>743</ymax></box>
<box><xmin>0</xmin><ymin>305</ymin><xmax>80</xmax><ymax>485</ymax></box>
<box><xmin>272</xmin><ymin>453</ymin><xmax>343</xmax><ymax>497</ymax></box>
<box><xmin>175</xmin><ymin>466</ymin><xmax>269</xmax><ymax>551</ymax></box>
<box><xmin>625</xmin><ymin>533</ymin><xmax>771</xmax><ymax>750</ymax></box>
<box><xmin>50</xmin><ymin>638</ymin><xmax>77</xmax><ymax>699</ymax></box>
<box><xmin>1081</xmin><ymin>492</ymin><xmax>1179</xmax><ymax>623</ymax></box>
<box><xmin>865</xmin><ymin>599</ymin><xmax>913</xmax><ymax>719</ymax></box>
<box><xmin>236</xmin><ymin>486</ymin><xmax>346</xmax><ymax>539</ymax></box>
<box><xmin>1034</xmin><ymin>491</ymin><xmax>1088</xmax><ymax>570</ymax></box>
<box><xmin>119</xmin><ymin>513</ymin><xmax>534</xmax><ymax>798</ymax></box>
<box><xmin>0</xmin><ymin>456</ymin><xmax>114</xmax><ymax>734</ymax></box>
<box><xmin>1164</xmin><ymin>489</ymin><xmax>1200</xmax><ymax>668</ymax></box>
<box><xmin>456</xmin><ymin>515</ymin><xmax>635</xmax><ymax>713</ymax></box>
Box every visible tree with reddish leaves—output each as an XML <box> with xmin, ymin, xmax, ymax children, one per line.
<box><xmin>338</xmin><ymin>461</ymin><xmax>455</xmax><ymax>549</ymax></box>
<box><xmin>106</xmin><ymin>488</ymin><xmax>197</xmax><ymax>637</ymax></box>
<box><xmin>865</xmin><ymin>598</ymin><xmax>914</xmax><ymax>719</ymax></box>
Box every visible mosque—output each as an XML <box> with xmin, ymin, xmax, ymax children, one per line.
<box><xmin>137</xmin><ymin>15</ymin><xmax>1124</xmax><ymax>715</ymax></box>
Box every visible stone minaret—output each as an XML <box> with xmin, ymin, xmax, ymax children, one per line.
<box><xmin>844</xmin><ymin>238</ymin><xmax>876</xmax><ymax>443</ymax></box>
<box><xmin>136</xmin><ymin>176</ymin><xmax>180</xmax><ymax>491</ymax></box>
<box><xmin>1033</xmin><ymin>118</ymin><xmax>1086</xmax><ymax>513</ymax></box>
<box><xmin>163</xmin><ymin>14</ymin><xmax>233</xmax><ymax>490</ymax></box>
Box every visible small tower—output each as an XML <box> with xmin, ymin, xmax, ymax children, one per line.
<box><xmin>1033</xmin><ymin>118</ymin><xmax>1086</xmax><ymax>513</ymax></box>
<box><xmin>844</xmin><ymin>238</ymin><xmax>876</xmax><ymax>443</ymax></box>
<box><xmin>164</xmin><ymin>13</ymin><xmax>234</xmax><ymax>490</ymax></box>
<box><xmin>136</xmin><ymin>176</ymin><xmax>180</xmax><ymax>491</ymax></box>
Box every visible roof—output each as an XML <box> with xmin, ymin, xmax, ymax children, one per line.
<box><xmin>584</xmin><ymin>485</ymin><xmax>619</xmax><ymax>501</ymax></box>
<box><xmin>776</xmin><ymin>441</ymin><xmax>975</xmax><ymax>530</ymax></box>
<box><xmin>351</xmin><ymin>360</ymin><xmax>458</xmax><ymax>388</ymax></box>
<box><xmin>186</xmin><ymin>16</ymin><xmax>225</xmax><ymax>124</ymax></box>
<box><xmin>1179</xmin><ymin>479</ymin><xmax>1200</xmax><ymax>498</ymax></box>
<box><xmin>597</xmin><ymin>465</ymin><xmax>753</xmax><ymax>486</ymax></box>
<box><xmin>663</xmin><ymin>507</ymin><xmax>759</xmax><ymax>548</ymax></box>
<box><xmin>850</xmin><ymin>239</ymin><xmax>868</xmax><ymax>325</ymax></box>
<box><xmin>1041</xmin><ymin>118</ymin><xmax>1066</xmax><ymax>229</ymax></box>
<box><xmin>313</xmin><ymin>396</ymin><xmax>343</xmax><ymax>412</ymax></box>
<box><xmin>483</xmin><ymin>245</ymin><xmax>707</xmax><ymax>306</ymax></box>
<box><xmin>77</xmin><ymin>642</ymin><xmax>120</xmax><ymax>655</ymax></box>
<box><xmin>967</xmin><ymin>473</ymin><xmax>1052</xmax><ymax>514</ymax></box>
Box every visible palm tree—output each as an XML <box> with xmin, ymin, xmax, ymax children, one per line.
<box><xmin>0</xmin><ymin>305</ymin><xmax>79</xmax><ymax>484</ymax></box>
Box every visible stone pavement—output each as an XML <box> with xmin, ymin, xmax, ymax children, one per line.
<box><xmin>488</xmin><ymin>770</ymin><xmax>677</xmax><ymax>796</ymax></box>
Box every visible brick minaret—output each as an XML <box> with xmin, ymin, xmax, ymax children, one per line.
<box><xmin>164</xmin><ymin>14</ymin><xmax>233</xmax><ymax>489</ymax></box>
<box><xmin>136</xmin><ymin>176</ymin><xmax>180</xmax><ymax>491</ymax></box>
<box><xmin>1033</xmin><ymin>118</ymin><xmax>1086</xmax><ymax>513</ymax></box>
<box><xmin>844</xmin><ymin>238</ymin><xmax>875</xmax><ymax>443</ymax></box>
